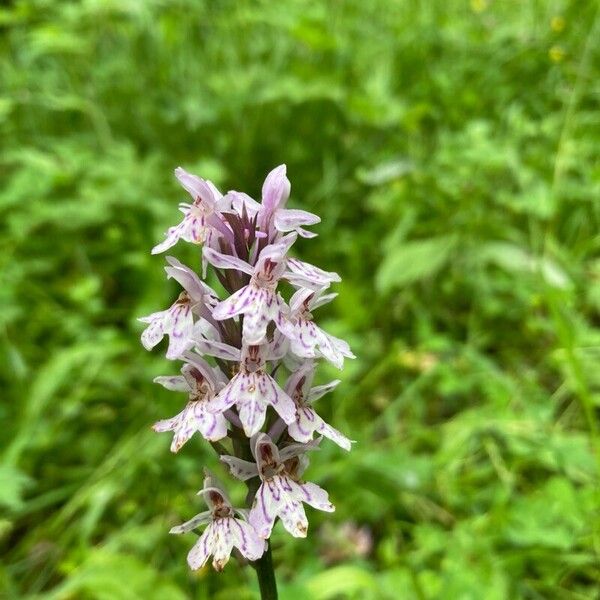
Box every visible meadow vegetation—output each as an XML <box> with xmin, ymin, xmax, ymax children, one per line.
<box><xmin>1</xmin><ymin>1</ymin><xmax>599</xmax><ymax>598</ymax></box>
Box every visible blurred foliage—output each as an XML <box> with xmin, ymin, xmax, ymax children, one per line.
<box><xmin>1</xmin><ymin>0</ymin><xmax>599</xmax><ymax>598</ymax></box>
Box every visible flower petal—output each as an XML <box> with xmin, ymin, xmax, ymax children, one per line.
<box><xmin>153</xmin><ymin>375</ymin><xmax>189</xmax><ymax>392</ymax></box>
<box><xmin>308</xmin><ymin>380</ymin><xmax>341</xmax><ymax>402</ymax></box>
<box><xmin>203</xmin><ymin>247</ymin><xmax>254</xmax><ymax>275</ymax></box>
<box><xmin>193</xmin><ymin>337</ymin><xmax>241</xmax><ymax>361</ymax></box>
<box><xmin>212</xmin><ymin>285</ymin><xmax>256</xmax><ymax>321</ymax></box>
<box><xmin>175</xmin><ymin>167</ymin><xmax>220</xmax><ymax>206</ymax></box>
<box><xmin>231</xmin><ymin>518</ymin><xmax>266</xmax><ymax>561</ymax></box>
<box><xmin>278</xmin><ymin>497</ymin><xmax>308</xmax><ymax>538</ymax></box>
<box><xmin>261</xmin><ymin>164</ymin><xmax>290</xmax><ymax>214</ymax></box>
<box><xmin>316</xmin><ymin>419</ymin><xmax>352</xmax><ymax>451</ymax></box>
<box><xmin>139</xmin><ymin>311</ymin><xmax>166</xmax><ymax>350</ymax></box>
<box><xmin>165</xmin><ymin>303</ymin><xmax>195</xmax><ymax>360</ymax></box>
<box><xmin>249</xmin><ymin>480</ymin><xmax>283</xmax><ymax>539</ymax></box>
<box><xmin>274</xmin><ymin>208</ymin><xmax>320</xmax><ymax>233</ymax></box>
<box><xmin>284</xmin><ymin>258</ymin><xmax>341</xmax><ymax>290</ymax></box>
<box><xmin>290</xmin><ymin>479</ymin><xmax>335</xmax><ymax>512</ymax></box>
<box><xmin>220</xmin><ymin>456</ymin><xmax>259</xmax><ymax>481</ymax></box>
<box><xmin>187</xmin><ymin>524</ymin><xmax>215</xmax><ymax>570</ymax></box>
<box><xmin>210</xmin><ymin>519</ymin><xmax>235</xmax><ymax>571</ymax></box>
<box><xmin>169</xmin><ymin>511</ymin><xmax>212</xmax><ymax>534</ymax></box>
<box><xmin>241</xmin><ymin>290</ymin><xmax>285</xmax><ymax>345</ymax></box>
<box><xmin>287</xmin><ymin>407</ymin><xmax>318</xmax><ymax>444</ymax></box>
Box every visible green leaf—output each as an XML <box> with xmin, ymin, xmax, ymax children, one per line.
<box><xmin>376</xmin><ymin>235</ymin><xmax>456</xmax><ymax>292</ymax></box>
<box><xmin>0</xmin><ymin>465</ymin><xmax>33</xmax><ymax>512</ymax></box>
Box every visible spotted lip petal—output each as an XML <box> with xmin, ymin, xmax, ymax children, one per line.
<box><xmin>249</xmin><ymin>474</ymin><xmax>334</xmax><ymax>539</ymax></box>
<box><xmin>281</xmin><ymin>315</ymin><xmax>355</xmax><ymax>369</ymax></box>
<box><xmin>209</xmin><ymin>371</ymin><xmax>296</xmax><ymax>437</ymax></box>
<box><xmin>287</xmin><ymin>407</ymin><xmax>351</xmax><ymax>450</ymax></box>
<box><xmin>139</xmin><ymin>299</ymin><xmax>195</xmax><ymax>360</ymax></box>
<box><xmin>153</xmin><ymin>401</ymin><xmax>228</xmax><ymax>450</ymax></box>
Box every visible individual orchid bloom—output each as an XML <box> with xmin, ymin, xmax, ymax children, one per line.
<box><xmin>222</xmin><ymin>434</ymin><xmax>334</xmax><ymax>539</ymax></box>
<box><xmin>170</xmin><ymin>471</ymin><xmax>265</xmax><ymax>571</ymax></box>
<box><xmin>205</xmin><ymin>233</ymin><xmax>297</xmax><ymax>345</ymax></box>
<box><xmin>208</xmin><ymin>344</ymin><xmax>296</xmax><ymax>437</ymax></box>
<box><xmin>280</xmin><ymin>288</ymin><xmax>355</xmax><ymax>369</ymax></box>
<box><xmin>139</xmin><ymin>256</ymin><xmax>221</xmax><ymax>359</ymax></box>
<box><xmin>139</xmin><ymin>291</ymin><xmax>195</xmax><ymax>359</ymax></box>
<box><xmin>153</xmin><ymin>362</ymin><xmax>228</xmax><ymax>450</ymax></box>
<box><xmin>258</xmin><ymin>165</ymin><xmax>320</xmax><ymax>240</ymax></box>
<box><xmin>285</xmin><ymin>361</ymin><xmax>351</xmax><ymax>450</ymax></box>
<box><xmin>152</xmin><ymin>167</ymin><xmax>231</xmax><ymax>255</ymax></box>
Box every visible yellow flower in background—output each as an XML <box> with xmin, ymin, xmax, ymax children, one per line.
<box><xmin>470</xmin><ymin>0</ymin><xmax>488</xmax><ymax>13</ymax></box>
<box><xmin>551</xmin><ymin>15</ymin><xmax>566</xmax><ymax>32</ymax></box>
<box><xmin>549</xmin><ymin>45</ymin><xmax>566</xmax><ymax>62</ymax></box>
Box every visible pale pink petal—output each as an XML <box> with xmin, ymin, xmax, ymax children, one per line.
<box><xmin>193</xmin><ymin>337</ymin><xmax>241</xmax><ymax>361</ymax></box>
<box><xmin>169</xmin><ymin>511</ymin><xmax>211</xmax><ymax>534</ymax></box>
<box><xmin>139</xmin><ymin>312</ymin><xmax>166</xmax><ymax>350</ymax></box>
<box><xmin>278</xmin><ymin>438</ymin><xmax>321</xmax><ymax>462</ymax></box>
<box><xmin>194</xmin><ymin>402</ymin><xmax>228</xmax><ymax>442</ymax></box>
<box><xmin>228</xmin><ymin>191</ymin><xmax>261</xmax><ymax>216</ymax></box>
<box><xmin>151</xmin><ymin>220</ymin><xmax>187</xmax><ymax>254</ymax></box>
<box><xmin>220</xmin><ymin>456</ymin><xmax>259</xmax><ymax>481</ymax></box>
<box><xmin>296</xmin><ymin>227</ymin><xmax>318</xmax><ymax>238</ymax></box>
<box><xmin>278</xmin><ymin>496</ymin><xmax>308</xmax><ymax>538</ymax></box>
<box><xmin>203</xmin><ymin>247</ymin><xmax>254</xmax><ymax>275</ymax></box>
<box><xmin>165</xmin><ymin>304</ymin><xmax>195</xmax><ymax>359</ymax></box>
<box><xmin>187</xmin><ymin>524</ymin><xmax>215</xmax><ymax>570</ymax></box>
<box><xmin>258</xmin><ymin>374</ymin><xmax>297</xmax><ymax>425</ymax></box>
<box><xmin>284</xmin><ymin>258</ymin><xmax>341</xmax><ymax>290</ymax></box>
<box><xmin>268</xmin><ymin>331</ymin><xmax>290</xmax><ymax>361</ymax></box>
<box><xmin>261</xmin><ymin>164</ymin><xmax>290</xmax><ymax>213</ymax></box>
<box><xmin>316</xmin><ymin>419</ymin><xmax>352</xmax><ymax>451</ymax></box>
<box><xmin>313</xmin><ymin>328</ymin><xmax>355</xmax><ymax>369</ymax></box>
<box><xmin>256</xmin><ymin>233</ymin><xmax>297</xmax><ymax>266</ymax></box>
<box><xmin>284</xmin><ymin>319</ymin><xmax>320</xmax><ymax>358</ymax></box>
<box><xmin>210</xmin><ymin>519</ymin><xmax>235</xmax><ymax>571</ymax></box>
<box><xmin>174</xmin><ymin>167</ymin><xmax>220</xmax><ymax>207</ymax></box>
<box><xmin>274</xmin><ymin>208</ymin><xmax>320</xmax><ymax>234</ymax></box>
<box><xmin>284</xmin><ymin>360</ymin><xmax>315</xmax><ymax>397</ymax></box>
<box><xmin>308</xmin><ymin>379</ymin><xmax>341</xmax><ymax>402</ymax></box>
<box><xmin>287</xmin><ymin>407</ymin><xmax>319</xmax><ymax>444</ymax></box>
<box><xmin>231</xmin><ymin>518</ymin><xmax>266</xmax><ymax>561</ymax></box>
<box><xmin>165</xmin><ymin>255</ymin><xmax>217</xmax><ymax>302</ymax></box>
<box><xmin>212</xmin><ymin>285</ymin><xmax>257</xmax><ymax>320</ymax></box>
<box><xmin>153</xmin><ymin>402</ymin><xmax>227</xmax><ymax>451</ymax></box>
<box><xmin>153</xmin><ymin>375</ymin><xmax>189</xmax><ymax>392</ymax></box>
<box><xmin>310</xmin><ymin>291</ymin><xmax>338</xmax><ymax>310</ymax></box>
<box><xmin>249</xmin><ymin>480</ymin><xmax>282</xmax><ymax>539</ymax></box>
<box><xmin>152</xmin><ymin>207</ymin><xmax>209</xmax><ymax>255</ymax></box>
<box><xmin>289</xmin><ymin>479</ymin><xmax>335</xmax><ymax>512</ymax></box>
<box><xmin>289</xmin><ymin>288</ymin><xmax>315</xmax><ymax>313</ymax></box>
<box><xmin>237</xmin><ymin>391</ymin><xmax>268</xmax><ymax>437</ymax></box>
<box><xmin>209</xmin><ymin>373</ymin><xmax>245</xmax><ymax>415</ymax></box>
<box><xmin>241</xmin><ymin>289</ymin><xmax>284</xmax><ymax>345</ymax></box>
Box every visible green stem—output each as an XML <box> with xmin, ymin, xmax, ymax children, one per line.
<box><xmin>253</xmin><ymin>541</ymin><xmax>278</xmax><ymax>600</ymax></box>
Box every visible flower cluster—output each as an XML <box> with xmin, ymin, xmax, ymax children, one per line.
<box><xmin>140</xmin><ymin>165</ymin><xmax>354</xmax><ymax>572</ymax></box>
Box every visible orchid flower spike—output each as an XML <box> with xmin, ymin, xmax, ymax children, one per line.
<box><xmin>140</xmin><ymin>164</ymin><xmax>354</xmax><ymax>584</ymax></box>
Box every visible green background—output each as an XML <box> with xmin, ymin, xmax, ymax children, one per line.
<box><xmin>1</xmin><ymin>1</ymin><xmax>599</xmax><ymax>598</ymax></box>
